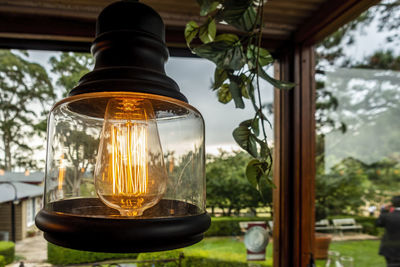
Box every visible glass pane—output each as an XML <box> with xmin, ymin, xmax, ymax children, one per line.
<box><xmin>315</xmin><ymin>2</ymin><xmax>400</xmax><ymax>265</ymax></box>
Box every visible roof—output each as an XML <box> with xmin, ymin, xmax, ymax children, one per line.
<box><xmin>0</xmin><ymin>0</ymin><xmax>379</xmax><ymax>54</ymax></box>
<box><xmin>0</xmin><ymin>172</ymin><xmax>44</xmax><ymax>184</ymax></box>
<box><xmin>0</xmin><ymin>182</ymin><xmax>43</xmax><ymax>203</ymax></box>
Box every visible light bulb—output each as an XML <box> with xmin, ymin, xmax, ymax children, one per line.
<box><xmin>94</xmin><ymin>97</ymin><xmax>167</xmax><ymax>216</ymax></box>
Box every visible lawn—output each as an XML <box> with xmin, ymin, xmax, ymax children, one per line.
<box><xmin>82</xmin><ymin>238</ymin><xmax>385</xmax><ymax>267</ymax></box>
<box><xmin>186</xmin><ymin>238</ymin><xmax>385</xmax><ymax>267</ymax></box>
<box><xmin>316</xmin><ymin>240</ymin><xmax>385</xmax><ymax>267</ymax></box>
<box><xmin>183</xmin><ymin>236</ymin><xmax>273</xmax><ymax>266</ymax></box>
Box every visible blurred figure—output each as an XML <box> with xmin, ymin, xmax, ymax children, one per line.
<box><xmin>381</xmin><ymin>204</ymin><xmax>389</xmax><ymax>214</ymax></box>
<box><xmin>377</xmin><ymin>196</ymin><xmax>400</xmax><ymax>266</ymax></box>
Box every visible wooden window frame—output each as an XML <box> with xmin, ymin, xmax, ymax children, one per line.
<box><xmin>272</xmin><ymin>1</ymin><xmax>379</xmax><ymax>266</ymax></box>
<box><xmin>0</xmin><ymin>0</ymin><xmax>379</xmax><ymax>266</ymax></box>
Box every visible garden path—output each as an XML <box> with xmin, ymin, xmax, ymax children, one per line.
<box><xmin>6</xmin><ymin>232</ymin><xmax>50</xmax><ymax>267</ymax></box>
<box><xmin>331</xmin><ymin>233</ymin><xmax>379</xmax><ymax>241</ymax></box>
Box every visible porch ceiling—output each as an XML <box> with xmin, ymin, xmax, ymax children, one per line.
<box><xmin>0</xmin><ymin>0</ymin><xmax>379</xmax><ymax>54</ymax></box>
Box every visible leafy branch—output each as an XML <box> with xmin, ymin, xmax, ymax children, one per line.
<box><xmin>185</xmin><ymin>0</ymin><xmax>295</xmax><ymax>198</ymax></box>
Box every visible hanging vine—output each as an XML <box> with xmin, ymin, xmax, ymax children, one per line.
<box><xmin>185</xmin><ymin>0</ymin><xmax>295</xmax><ymax>199</ymax></box>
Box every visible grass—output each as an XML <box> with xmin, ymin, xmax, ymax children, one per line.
<box><xmin>183</xmin><ymin>236</ymin><xmax>273</xmax><ymax>266</ymax></box>
<box><xmin>210</xmin><ymin>216</ymin><xmax>270</xmax><ymax>221</ymax></box>
<box><xmin>316</xmin><ymin>240</ymin><xmax>385</xmax><ymax>267</ymax></box>
<box><xmin>72</xmin><ymin>238</ymin><xmax>385</xmax><ymax>267</ymax></box>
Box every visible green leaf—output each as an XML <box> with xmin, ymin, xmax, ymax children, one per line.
<box><xmin>259</xmin><ymin>140</ymin><xmax>270</xmax><ymax>160</ymax></box>
<box><xmin>246</xmin><ymin>159</ymin><xmax>263</xmax><ymax>188</ymax></box>
<box><xmin>259</xmin><ymin>174</ymin><xmax>275</xmax><ymax>202</ymax></box>
<box><xmin>252</xmin><ymin>118</ymin><xmax>259</xmax><ymax>136</ymax></box>
<box><xmin>247</xmin><ymin>44</ymin><xmax>274</xmax><ymax>68</ymax></box>
<box><xmin>232</xmin><ymin>125</ymin><xmax>251</xmax><ymax>152</ymax></box>
<box><xmin>193</xmin><ymin>41</ymin><xmax>232</xmax><ymax>68</ymax></box>
<box><xmin>239</xmin><ymin>119</ymin><xmax>252</xmax><ymax>127</ymax></box>
<box><xmin>257</xmin><ymin>66</ymin><xmax>296</xmax><ymax>90</ymax></box>
<box><xmin>197</xmin><ymin>0</ymin><xmax>220</xmax><ymax>16</ymax></box>
<box><xmin>213</xmin><ymin>68</ymin><xmax>228</xmax><ymax>90</ymax></box>
<box><xmin>217</xmin><ymin>84</ymin><xmax>232</xmax><ymax>104</ymax></box>
<box><xmin>199</xmin><ymin>18</ymin><xmax>216</xmax><ymax>43</ymax></box>
<box><xmin>241</xmin><ymin>85</ymin><xmax>249</xmax><ymax>99</ymax></box>
<box><xmin>184</xmin><ymin>21</ymin><xmax>199</xmax><ymax>46</ymax></box>
<box><xmin>248</xmin><ymin>134</ymin><xmax>258</xmax><ymax>157</ymax></box>
<box><xmin>232</xmin><ymin>125</ymin><xmax>259</xmax><ymax>158</ymax></box>
<box><xmin>229</xmin><ymin>81</ymin><xmax>245</xmax><ymax>108</ymax></box>
<box><xmin>193</xmin><ymin>36</ymin><xmax>245</xmax><ymax>70</ymax></box>
<box><xmin>214</xmin><ymin>33</ymin><xmax>239</xmax><ymax>43</ymax></box>
<box><xmin>229</xmin><ymin>45</ymin><xmax>246</xmax><ymax>70</ymax></box>
<box><xmin>222</xmin><ymin>0</ymin><xmax>259</xmax><ymax>32</ymax></box>
<box><xmin>239</xmin><ymin>74</ymin><xmax>250</xmax><ymax>99</ymax></box>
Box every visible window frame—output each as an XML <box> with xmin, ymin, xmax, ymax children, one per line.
<box><xmin>0</xmin><ymin>1</ymin><xmax>379</xmax><ymax>266</ymax></box>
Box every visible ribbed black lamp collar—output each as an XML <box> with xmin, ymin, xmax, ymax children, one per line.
<box><xmin>69</xmin><ymin>0</ymin><xmax>187</xmax><ymax>103</ymax></box>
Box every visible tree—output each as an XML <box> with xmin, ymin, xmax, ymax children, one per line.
<box><xmin>49</xmin><ymin>52</ymin><xmax>96</xmax><ymax>196</ymax></box>
<box><xmin>206</xmin><ymin>150</ymin><xmax>272</xmax><ymax>216</ymax></box>
<box><xmin>315</xmin><ymin>157</ymin><xmax>373</xmax><ymax>220</ymax></box>
<box><xmin>49</xmin><ymin>52</ymin><xmax>93</xmax><ymax>96</ymax></box>
<box><xmin>53</xmin><ymin>122</ymin><xmax>99</xmax><ymax>196</ymax></box>
<box><xmin>163</xmin><ymin>149</ymin><xmax>205</xmax><ymax>207</ymax></box>
<box><xmin>0</xmin><ymin>50</ymin><xmax>55</xmax><ymax>170</ymax></box>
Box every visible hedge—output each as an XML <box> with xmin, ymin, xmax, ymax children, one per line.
<box><xmin>137</xmin><ymin>250</ymin><xmax>267</xmax><ymax>267</ymax></box>
<box><xmin>0</xmin><ymin>255</ymin><xmax>5</xmax><ymax>267</ymax></box>
<box><xmin>136</xmin><ymin>250</ymin><xmax>184</xmax><ymax>267</ymax></box>
<box><xmin>47</xmin><ymin>243</ymin><xmax>138</xmax><ymax>265</ymax></box>
<box><xmin>206</xmin><ymin>217</ymin><xmax>271</xmax><ymax>237</ymax></box>
<box><xmin>0</xmin><ymin>241</ymin><xmax>15</xmax><ymax>265</ymax></box>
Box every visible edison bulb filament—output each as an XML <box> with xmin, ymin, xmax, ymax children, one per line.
<box><xmin>94</xmin><ymin>97</ymin><xmax>167</xmax><ymax>216</ymax></box>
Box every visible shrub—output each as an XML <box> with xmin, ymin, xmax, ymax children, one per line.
<box><xmin>0</xmin><ymin>241</ymin><xmax>15</xmax><ymax>264</ymax></box>
<box><xmin>206</xmin><ymin>217</ymin><xmax>270</xmax><ymax>237</ymax></box>
<box><xmin>353</xmin><ymin>216</ymin><xmax>383</xmax><ymax>236</ymax></box>
<box><xmin>137</xmin><ymin>250</ymin><xmax>265</xmax><ymax>267</ymax></box>
<box><xmin>184</xmin><ymin>256</ymin><xmax>250</xmax><ymax>267</ymax></box>
<box><xmin>47</xmin><ymin>243</ymin><xmax>138</xmax><ymax>265</ymax></box>
<box><xmin>0</xmin><ymin>255</ymin><xmax>5</xmax><ymax>267</ymax></box>
<box><xmin>137</xmin><ymin>250</ymin><xmax>184</xmax><ymax>267</ymax></box>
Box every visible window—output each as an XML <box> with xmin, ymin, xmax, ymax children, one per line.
<box><xmin>314</xmin><ymin>3</ymin><xmax>400</xmax><ymax>265</ymax></box>
<box><xmin>26</xmin><ymin>198</ymin><xmax>36</xmax><ymax>227</ymax></box>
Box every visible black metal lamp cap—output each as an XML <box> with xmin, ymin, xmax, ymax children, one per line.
<box><xmin>96</xmin><ymin>0</ymin><xmax>165</xmax><ymax>42</ymax></box>
<box><xmin>69</xmin><ymin>0</ymin><xmax>188</xmax><ymax>102</ymax></box>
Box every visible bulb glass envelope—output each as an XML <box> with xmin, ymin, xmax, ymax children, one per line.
<box><xmin>44</xmin><ymin>91</ymin><xmax>205</xmax><ymax>218</ymax></box>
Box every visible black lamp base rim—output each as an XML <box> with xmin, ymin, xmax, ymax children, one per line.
<box><xmin>35</xmin><ymin>200</ymin><xmax>211</xmax><ymax>253</ymax></box>
<box><xmin>43</xmin><ymin>231</ymin><xmax>205</xmax><ymax>253</ymax></box>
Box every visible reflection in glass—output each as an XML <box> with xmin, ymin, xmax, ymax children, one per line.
<box><xmin>340</xmin><ymin>256</ymin><xmax>354</xmax><ymax>267</ymax></box>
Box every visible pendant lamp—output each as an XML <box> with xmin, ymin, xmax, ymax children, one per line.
<box><xmin>35</xmin><ymin>0</ymin><xmax>210</xmax><ymax>253</ymax></box>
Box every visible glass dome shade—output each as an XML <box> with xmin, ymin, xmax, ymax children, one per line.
<box><xmin>35</xmin><ymin>92</ymin><xmax>210</xmax><ymax>252</ymax></box>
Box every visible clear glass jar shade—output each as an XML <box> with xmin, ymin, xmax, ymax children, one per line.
<box><xmin>44</xmin><ymin>92</ymin><xmax>205</xmax><ymax>218</ymax></box>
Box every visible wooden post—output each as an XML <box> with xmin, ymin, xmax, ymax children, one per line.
<box><xmin>273</xmin><ymin>44</ymin><xmax>316</xmax><ymax>267</ymax></box>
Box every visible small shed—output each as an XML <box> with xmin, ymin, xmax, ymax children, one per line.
<box><xmin>0</xmin><ymin>182</ymin><xmax>43</xmax><ymax>241</ymax></box>
<box><xmin>0</xmin><ymin>172</ymin><xmax>45</xmax><ymax>185</ymax></box>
